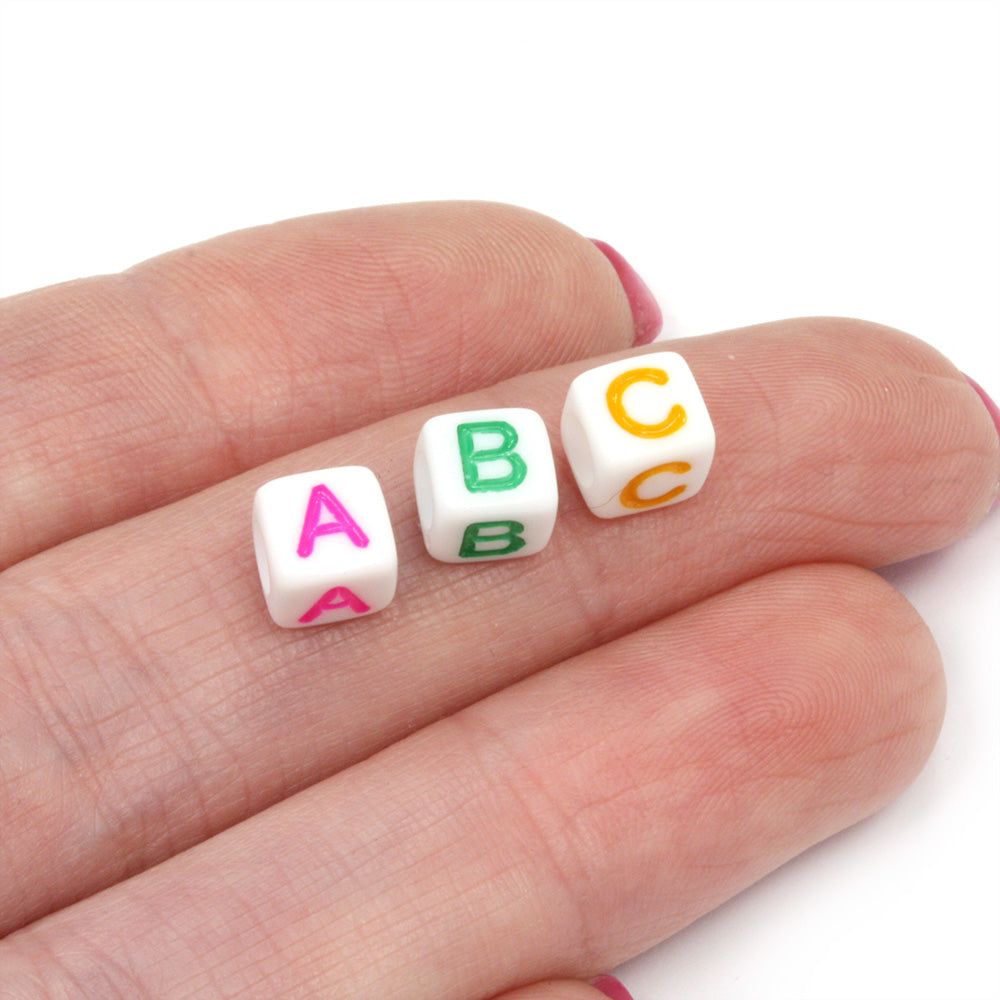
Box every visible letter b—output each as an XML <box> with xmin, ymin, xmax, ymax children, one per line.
<box><xmin>456</xmin><ymin>420</ymin><xmax>528</xmax><ymax>492</ymax></box>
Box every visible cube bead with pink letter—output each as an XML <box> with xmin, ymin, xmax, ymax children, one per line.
<box><xmin>561</xmin><ymin>352</ymin><xmax>715</xmax><ymax>519</ymax></box>
<box><xmin>252</xmin><ymin>466</ymin><xmax>397</xmax><ymax>628</ymax></box>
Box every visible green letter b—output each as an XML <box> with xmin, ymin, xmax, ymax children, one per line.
<box><xmin>458</xmin><ymin>521</ymin><xmax>527</xmax><ymax>558</ymax></box>
<box><xmin>457</xmin><ymin>421</ymin><xmax>527</xmax><ymax>493</ymax></box>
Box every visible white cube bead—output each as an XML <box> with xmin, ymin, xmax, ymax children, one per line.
<box><xmin>252</xmin><ymin>466</ymin><xmax>397</xmax><ymax>628</ymax></box>
<box><xmin>413</xmin><ymin>408</ymin><xmax>558</xmax><ymax>563</ymax></box>
<box><xmin>561</xmin><ymin>352</ymin><xmax>715</xmax><ymax>518</ymax></box>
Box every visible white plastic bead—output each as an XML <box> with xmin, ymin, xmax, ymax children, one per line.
<box><xmin>252</xmin><ymin>466</ymin><xmax>397</xmax><ymax>628</ymax></box>
<box><xmin>413</xmin><ymin>408</ymin><xmax>558</xmax><ymax>563</ymax></box>
<box><xmin>561</xmin><ymin>351</ymin><xmax>715</xmax><ymax>518</ymax></box>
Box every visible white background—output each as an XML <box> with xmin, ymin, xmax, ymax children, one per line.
<box><xmin>1</xmin><ymin>2</ymin><xmax>997</xmax><ymax>998</ymax></box>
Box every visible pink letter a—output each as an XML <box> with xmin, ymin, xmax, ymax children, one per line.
<box><xmin>298</xmin><ymin>587</ymin><xmax>371</xmax><ymax>624</ymax></box>
<box><xmin>297</xmin><ymin>484</ymin><xmax>369</xmax><ymax>558</ymax></box>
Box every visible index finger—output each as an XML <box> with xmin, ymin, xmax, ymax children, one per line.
<box><xmin>0</xmin><ymin>201</ymin><xmax>645</xmax><ymax>568</ymax></box>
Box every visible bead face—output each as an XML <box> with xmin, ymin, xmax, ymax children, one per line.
<box><xmin>561</xmin><ymin>352</ymin><xmax>715</xmax><ymax>518</ymax></box>
<box><xmin>252</xmin><ymin>467</ymin><xmax>397</xmax><ymax>628</ymax></box>
<box><xmin>413</xmin><ymin>408</ymin><xmax>558</xmax><ymax>562</ymax></box>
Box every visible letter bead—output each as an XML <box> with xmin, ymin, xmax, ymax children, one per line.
<box><xmin>413</xmin><ymin>408</ymin><xmax>558</xmax><ymax>562</ymax></box>
<box><xmin>252</xmin><ymin>466</ymin><xmax>397</xmax><ymax>628</ymax></box>
<box><xmin>561</xmin><ymin>352</ymin><xmax>715</xmax><ymax>518</ymax></box>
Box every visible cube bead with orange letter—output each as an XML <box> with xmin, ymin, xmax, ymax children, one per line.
<box><xmin>561</xmin><ymin>352</ymin><xmax>715</xmax><ymax>519</ymax></box>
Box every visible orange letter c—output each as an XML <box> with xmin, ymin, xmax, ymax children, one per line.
<box><xmin>606</xmin><ymin>367</ymin><xmax>687</xmax><ymax>438</ymax></box>
<box><xmin>619</xmin><ymin>461</ymin><xmax>692</xmax><ymax>510</ymax></box>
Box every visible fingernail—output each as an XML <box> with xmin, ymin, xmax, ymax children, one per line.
<box><xmin>965</xmin><ymin>374</ymin><xmax>1000</xmax><ymax>508</ymax></box>
<box><xmin>964</xmin><ymin>374</ymin><xmax>1000</xmax><ymax>442</ymax></box>
<box><xmin>590</xmin><ymin>239</ymin><xmax>663</xmax><ymax>346</ymax></box>
<box><xmin>590</xmin><ymin>973</ymin><xmax>636</xmax><ymax>1000</ymax></box>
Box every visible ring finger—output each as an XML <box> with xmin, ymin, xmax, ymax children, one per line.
<box><xmin>0</xmin><ymin>563</ymin><xmax>945</xmax><ymax>999</ymax></box>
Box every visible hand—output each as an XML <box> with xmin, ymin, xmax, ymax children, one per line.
<box><xmin>1</xmin><ymin>202</ymin><xmax>997</xmax><ymax>1000</ymax></box>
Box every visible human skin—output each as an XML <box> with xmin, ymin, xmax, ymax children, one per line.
<box><xmin>0</xmin><ymin>202</ymin><xmax>997</xmax><ymax>999</ymax></box>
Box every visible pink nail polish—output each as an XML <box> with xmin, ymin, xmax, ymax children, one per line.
<box><xmin>964</xmin><ymin>374</ymin><xmax>1000</xmax><ymax>442</ymax></box>
<box><xmin>965</xmin><ymin>374</ymin><xmax>1000</xmax><ymax>508</ymax></box>
<box><xmin>590</xmin><ymin>973</ymin><xmax>636</xmax><ymax>1000</ymax></box>
<box><xmin>590</xmin><ymin>239</ymin><xmax>663</xmax><ymax>346</ymax></box>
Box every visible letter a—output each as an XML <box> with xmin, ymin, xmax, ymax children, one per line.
<box><xmin>297</xmin><ymin>484</ymin><xmax>369</xmax><ymax>558</ymax></box>
<box><xmin>298</xmin><ymin>587</ymin><xmax>371</xmax><ymax>624</ymax></box>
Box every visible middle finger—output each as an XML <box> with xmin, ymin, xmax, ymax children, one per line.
<box><xmin>1</xmin><ymin>317</ymin><xmax>995</xmax><ymax>932</ymax></box>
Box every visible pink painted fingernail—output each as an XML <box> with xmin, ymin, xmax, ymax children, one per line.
<box><xmin>590</xmin><ymin>973</ymin><xmax>636</xmax><ymax>1000</ymax></box>
<box><xmin>964</xmin><ymin>374</ymin><xmax>1000</xmax><ymax>442</ymax></box>
<box><xmin>590</xmin><ymin>239</ymin><xmax>663</xmax><ymax>346</ymax></box>
<box><xmin>965</xmin><ymin>374</ymin><xmax>1000</xmax><ymax>508</ymax></box>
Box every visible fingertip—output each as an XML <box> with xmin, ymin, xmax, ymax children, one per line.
<box><xmin>707</xmin><ymin>317</ymin><xmax>999</xmax><ymax>553</ymax></box>
<box><xmin>455</xmin><ymin>203</ymin><xmax>642</xmax><ymax>352</ymax></box>
<box><xmin>588</xmin><ymin>239</ymin><xmax>663</xmax><ymax>346</ymax></box>
<box><xmin>962</xmin><ymin>374</ymin><xmax>1000</xmax><ymax>507</ymax></box>
<box><xmin>753</xmin><ymin>563</ymin><xmax>947</xmax><ymax>810</ymax></box>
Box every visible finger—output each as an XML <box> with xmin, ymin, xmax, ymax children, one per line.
<box><xmin>0</xmin><ymin>201</ymin><xmax>640</xmax><ymax>568</ymax></box>
<box><xmin>0</xmin><ymin>565</ymin><xmax>946</xmax><ymax>999</ymax></box>
<box><xmin>1</xmin><ymin>319</ymin><xmax>995</xmax><ymax>934</ymax></box>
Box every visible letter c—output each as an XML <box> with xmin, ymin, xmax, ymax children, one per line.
<box><xmin>606</xmin><ymin>367</ymin><xmax>687</xmax><ymax>438</ymax></box>
<box><xmin>619</xmin><ymin>461</ymin><xmax>692</xmax><ymax>510</ymax></box>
